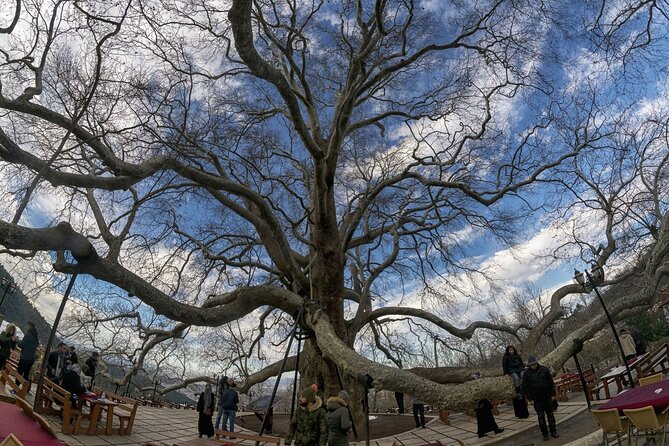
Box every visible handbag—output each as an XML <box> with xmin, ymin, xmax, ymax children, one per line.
<box><xmin>204</xmin><ymin>408</ymin><xmax>212</xmax><ymax>416</ymax></box>
<box><xmin>551</xmin><ymin>399</ymin><xmax>558</xmax><ymax>411</ymax></box>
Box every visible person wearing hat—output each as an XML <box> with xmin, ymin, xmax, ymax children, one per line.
<box><xmin>285</xmin><ymin>387</ymin><xmax>327</xmax><ymax>446</ymax></box>
<box><xmin>522</xmin><ymin>356</ymin><xmax>559</xmax><ymax>441</ymax></box>
<box><xmin>326</xmin><ymin>390</ymin><xmax>352</xmax><ymax>446</ymax></box>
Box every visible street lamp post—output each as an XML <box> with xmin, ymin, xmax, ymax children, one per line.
<box><xmin>33</xmin><ymin>241</ymin><xmax>98</xmax><ymax>412</ymax></box>
<box><xmin>0</xmin><ymin>276</ymin><xmax>18</xmax><ymax>324</ymax></box>
<box><xmin>152</xmin><ymin>380</ymin><xmax>161</xmax><ymax>402</ymax></box>
<box><xmin>574</xmin><ymin>264</ymin><xmax>634</xmax><ymax>389</ymax></box>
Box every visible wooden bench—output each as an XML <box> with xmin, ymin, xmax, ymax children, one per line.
<box><xmin>0</xmin><ymin>363</ymin><xmax>30</xmax><ymax>402</ymax></box>
<box><xmin>93</xmin><ymin>387</ymin><xmax>138</xmax><ymax>435</ymax></box>
<box><xmin>635</xmin><ymin>343</ymin><xmax>669</xmax><ymax>378</ymax></box>
<box><xmin>215</xmin><ymin>429</ymin><xmax>281</xmax><ymax>446</ymax></box>
<box><xmin>36</xmin><ymin>376</ymin><xmax>88</xmax><ymax>434</ymax></box>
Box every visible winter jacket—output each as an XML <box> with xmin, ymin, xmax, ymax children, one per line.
<box><xmin>0</xmin><ymin>332</ymin><xmax>16</xmax><ymax>358</ymax></box>
<box><xmin>84</xmin><ymin>357</ymin><xmax>97</xmax><ymax>378</ymax></box>
<box><xmin>19</xmin><ymin>327</ymin><xmax>39</xmax><ymax>361</ymax></box>
<box><xmin>620</xmin><ymin>332</ymin><xmax>637</xmax><ymax>357</ymax></box>
<box><xmin>219</xmin><ymin>388</ymin><xmax>239</xmax><ymax>410</ymax></box>
<box><xmin>522</xmin><ymin>364</ymin><xmax>555</xmax><ymax>411</ymax></box>
<box><xmin>62</xmin><ymin>369</ymin><xmax>87</xmax><ymax>406</ymax></box>
<box><xmin>286</xmin><ymin>396</ymin><xmax>328</xmax><ymax>446</ymax></box>
<box><xmin>197</xmin><ymin>392</ymin><xmax>216</xmax><ymax>415</ymax></box>
<box><xmin>502</xmin><ymin>353</ymin><xmax>525</xmax><ymax>375</ymax></box>
<box><xmin>325</xmin><ymin>396</ymin><xmax>351</xmax><ymax>446</ymax></box>
<box><xmin>630</xmin><ymin>327</ymin><xmax>647</xmax><ymax>354</ymax></box>
<box><xmin>47</xmin><ymin>351</ymin><xmax>65</xmax><ymax>379</ymax></box>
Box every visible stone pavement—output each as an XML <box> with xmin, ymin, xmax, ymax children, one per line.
<box><xmin>353</xmin><ymin>401</ymin><xmax>587</xmax><ymax>446</ymax></box>
<box><xmin>39</xmin><ymin>399</ymin><xmax>587</xmax><ymax>446</ymax></box>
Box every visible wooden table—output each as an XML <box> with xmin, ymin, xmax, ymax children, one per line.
<box><xmin>599</xmin><ymin>355</ymin><xmax>647</xmax><ymax>399</ymax></box>
<box><xmin>82</xmin><ymin>393</ymin><xmax>117</xmax><ymax>435</ymax></box>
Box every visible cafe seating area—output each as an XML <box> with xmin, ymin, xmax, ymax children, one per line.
<box><xmin>583</xmin><ymin>343</ymin><xmax>669</xmax><ymax>446</ymax></box>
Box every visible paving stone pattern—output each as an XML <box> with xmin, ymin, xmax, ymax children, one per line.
<box><xmin>38</xmin><ymin>400</ymin><xmax>586</xmax><ymax>446</ymax></box>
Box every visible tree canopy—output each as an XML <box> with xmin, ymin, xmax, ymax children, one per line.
<box><xmin>0</xmin><ymin>0</ymin><xmax>668</xmax><ymax>411</ymax></box>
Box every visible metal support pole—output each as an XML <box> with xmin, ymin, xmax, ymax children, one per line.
<box><xmin>585</xmin><ymin>270</ymin><xmax>635</xmax><ymax>388</ymax></box>
<box><xmin>258</xmin><ymin>306</ymin><xmax>304</xmax><ymax>441</ymax></box>
<box><xmin>290</xmin><ymin>334</ymin><xmax>301</xmax><ymax>422</ymax></box>
<box><xmin>363</xmin><ymin>384</ymin><xmax>370</xmax><ymax>446</ymax></box>
<box><xmin>0</xmin><ymin>287</ymin><xmax>11</xmax><ymax>307</ymax></box>
<box><xmin>546</xmin><ymin>331</ymin><xmax>566</xmax><ymax>374</ymax></box>
<box><xmin>572</xmin><ymin>353</ymin><xmax>591</xmax><ymax>410</ymax></box>
<box><xmin>33</xmin><ymin>265</ymin><xmax>80</xmax><ymax>411</ymax></box>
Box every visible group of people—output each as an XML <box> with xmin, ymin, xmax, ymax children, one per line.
<box><xmin>195</xmin><ymin>376</ymin><xmax>240</xmax><ymax>439</ymax></box>
<box><xmin>195</xmin><ymin>378</ymin><xmax>353</xmax><ymax>446</ymax></box>
<box><xmin>1</xmin><ymin>321</ymin><xmax>100</xmax><ymax>408</ymax></box>
<box><xmin>46</xmin><ymin>342</ymin><xmax>100</xmax><ymax>407</ymax></box>
<box><xmin>1</xmin><ymin>322</ymin><xmax>42</xmax><ymax>391</ymax></box>
<box><xmin>393</xmin><ymin>392</ymin><xmax>427</xmax><ymax>428</ymax></box>
<box><xmin>502</xmin><ymin>345</ymin><xmax>559</xmax><ymax>441</ymax></box>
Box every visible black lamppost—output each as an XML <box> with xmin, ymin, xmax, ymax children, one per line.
<box><xmin>33</xmin><ymin>241</ymin><xmax>98</xmax><ymax>411</ymax></box>
<box><xmin>574</xmin><ymin>264</ymin><xmax>634</xmax><ymax>389</ymax></box>
<box><xmin>152</xmin><ymin>379</ymin><xmax>161</xmax><ymax>401</ymax></box>
<box><xmin>0</xmin><ymin>276</ymin><xmax>18</xmax><ymax>324</ymax></box>
<box><xmin>545</xmin><ymin>327</ymin><xmax>566</xmax><ymax>373</ymax></box>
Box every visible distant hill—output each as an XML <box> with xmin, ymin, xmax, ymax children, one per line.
<box><xmin>0</xmin><ymin>264</ymin><xmax>52</xmax><ymax>342</ymax></box>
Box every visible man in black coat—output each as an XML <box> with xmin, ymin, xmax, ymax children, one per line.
<box><xmin>61</xmin><ymin>364</ymin><xmax>87</xmax><ymax>409</ymax></box>
<box><xmin>522</xmin><ymin>356</ymin><xmax>559</xmax><ymax>442</ymax></box>
<box><xmin>17</xmin><ymin>322</ymin><xmax>39</xmax><ymax>389</ymax></box>
<box><xmin>84</xmin><ymin>351</ymin><xmax>99</xmax><ymax>384</ymax></box>
<box><xmin>47</xmin><ymin>342</ymin><xmax>67</xmax><ymax>384</ymax></box>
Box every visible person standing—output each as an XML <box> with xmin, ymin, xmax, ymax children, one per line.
<box><xmin>65</xmin><ymin>346</ymin><xmax>78</xmax><ymax>365</ymax></box>
<box><xmin>474</xmin><ymin>398</ymin><xmax>505</xmax><ymax>438</ymax></box>
<box><xmin>285</xmin><ymin>387</ymin><xmax>327</xmax><ymax>446</ymax></box>
<box><xmin>16</xmin><ymin>322</ymin><xmax>39</xmax><ymax>391</ymax></box>
<box><xmin>215</xmin><ymin>376</ymin><xmax>230</xmax><ymax>430</ymax></box>
<box><xmin>196</xmin><ymin>383</ymin><xmax>216</xmax><ymax>439</ymax></box>
<box><xmin>412</xmin><ymin>395</ymin><xmax>426</xmax><ymax>429</ymax></box>
<box><xmin>326</xmin><ymin>390</ymin><xmax>352</xmax><ymax>446</ymax></box>
<box><xmin>46</xmin><ymin>342</ymin><xmax>67</xmax><ymax>384</ymax></box>
<box><xmin>619</xmin><ymin>328</ymin><xmax>637</xmax><ymax>361</ymax></box>
<box><xmin>0</xmin><ymin>323</ymin><xmax>18</xmax><ymax>370</ymax></box>
<box><xmin>629</xmin><ymin>325</ymin><xmax>647</xmax><ymax>355</ymax></box>
<box><xmin>84</xmin><ymin>351</ymin><xmax>99</xmax><ymax>384</ymax></box>
<box><xmin>522</xmin><ymin>356</ymin><xmax>559</xmax><ymax>442</ymax></box>
<box><xmin>219</xmin><ymin>380</ymin><xmax>239</xmax><ymax>433</ymax></box>
<box><xmin>394</xmin><ymin>391</ymin><xmax>405</xmax><ymax>414</ymax></box>
<box><xmin>502</xmin><ymin>345</ymin><xmax>525</xmax><ymax>396</ymax></box>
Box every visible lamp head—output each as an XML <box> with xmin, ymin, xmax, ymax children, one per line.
<box><xmin>573</xmin><ymin>269</ymin><xmax>586</xmax><ymax>287</ymax></box>
<box><xmin>590</xmin><ymin>263</ymin><xmax>605</xmax><ymax>284</ymax></box>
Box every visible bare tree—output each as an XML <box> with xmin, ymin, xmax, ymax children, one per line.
<box><xmin>1</xmin><ymin>0</ymin><xmax>668</xmax><ymax>418</ymax></box>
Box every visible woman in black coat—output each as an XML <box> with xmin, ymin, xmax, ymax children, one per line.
<box><xmin>196</xmin><ymin>383</ymin><xmax>216</xmax><ymax>438</ymax></box>
<box><xmin>502</xmin><ymin>345</ymin><xmax>525</xmax><ymax>393</ymax></box>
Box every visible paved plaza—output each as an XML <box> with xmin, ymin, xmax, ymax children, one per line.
<box><xmin>39</xmin><ymin>399</ymin><xmax>588</xmax><ymax>446</ymax></box>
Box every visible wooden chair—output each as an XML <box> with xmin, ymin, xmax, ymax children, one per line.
<box><xmin>639</xmin><ymin>373</ymin><xmax>663</xmax><ymax>386</ymax></box>
<box><xmin>591</xmin><ymin>408</ymin><xmax>631</xmax><ymax>445</ymax></box>
<box><xmin>623</xmin><ymin>405</ymin><xmax>669</xmax><ymax>446</ymax></box>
